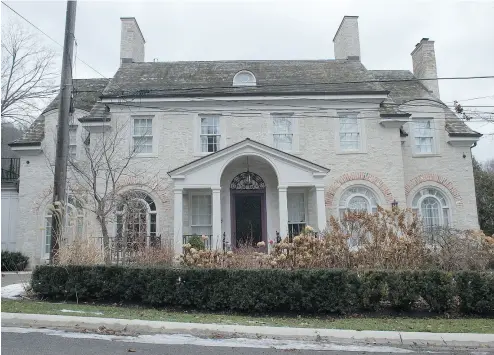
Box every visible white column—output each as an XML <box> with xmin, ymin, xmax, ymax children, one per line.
<box><xmin>278</xmin><ymin>186</ymin><xmax>288</xmax><ymax>238</ymax></box>
<box><xmin>173</xmin><ymin>188</ymin><xmax>183</xmax><ymax>256</ymax></box>
<box><xmin>315</xmin><ymin>186</ymin><xmax>327</xmax><ymax>232</ymax></box>
<box><xmin>212</xmin><ymin>187</ymin><xmax>221</xmax><ymax>250</ymax></box>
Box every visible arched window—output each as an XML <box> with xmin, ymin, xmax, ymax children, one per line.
<box><xmin>116</xmin><ymin>191</ymin><xmax>157</xmax><ymax>245</ymax></box>
<box><xmin>338</xmin><ymin>185</ymin><xmax>379</xmax><ymax>217</ymax></box>
<box><xmin>233</xmin><ymin>70</ymin><xmax>256</xmax><ymax>87</ymax></box>
<box><xmin>412</xmin><ymin>187</ymin><xmax>450</xmax><ymax>230</ymax></box>
<box><xmin>43</xmin><ymin>196</ymin><xmax>85</xmax><ymax>256</ymax></box>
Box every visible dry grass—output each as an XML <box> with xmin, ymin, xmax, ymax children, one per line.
<box><xmin>133</xmin><ymin>241</ymin><xmax>174</xmax><ymax>266</ymax></box>
<box><xmin>56</xmin><ymin>236</ymin><xmax>104</xmax><ymax>265</ymax></box>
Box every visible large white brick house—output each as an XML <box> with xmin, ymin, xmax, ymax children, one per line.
<box><xmin>10</xmin><ymin>16</ymin><xmax>481</xmax><ymax>266</ymax></box>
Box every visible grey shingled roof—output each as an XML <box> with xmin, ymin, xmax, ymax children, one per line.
<box><xmin>79</xmin><ymin>102</ymin><xmax>110</xmax><ymax>122</ymax></box>
<box><xmin>370</xmin><ymin>70</ymin><xmax>481</xmax><ymax>137</ymax></box>
<box><xmin>9</xmin><ymin>79</ymin><xmax>109</xmax><ymax>146</ymax></box>
<box><xmin>102</xmin><ymin>60</ymin><xmax>388</xmax><ymax>97</ymax></box>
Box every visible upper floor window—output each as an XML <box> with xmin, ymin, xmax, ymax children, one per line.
<box><xmin>339</xmin><ymin>113</ymin><xmax>360</xmax><ymax>151</ymax></box>
<box><xmin>200</xmin><ymin>116</ymin><xmax>220</xmax><ymax>153</ymax></box>
<box><xmin>233</xmin><ymin>70</ymin><xmax>256</xmax><ymax>87</ymax></box>
<box><xmin>133</xmin><ymin>117</ymin><xmax>153</xmax><ymax>154</ymax></box>
<box><xmin>69</xmin><ymin>126</ymin><xmax>77</xmax><ymax>160</ymax></box>
<box><xmin>273</xmin><ymin>115</ymin><xmax>293</xmax><ymax>152</ymax></box>
<box><xmin>413</xmin><ymin>119</ymin><xmax>434</xmax><ymax>154</ymax></box>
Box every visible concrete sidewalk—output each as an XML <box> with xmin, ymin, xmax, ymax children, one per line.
<box><xmin>2</xmin><ymin>312</ymin><xmax>494</xmax><ymax>347</ymax></box>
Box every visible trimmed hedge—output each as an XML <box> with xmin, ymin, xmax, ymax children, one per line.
<box><xmin>1</xmin><ymin>251</ymin><xmax>29</xmax><ymax>271</ymax></box>
<box><xmin>31</xmin><ymin>266</ymin><xmax>494</xmax><ymax>315</ymax></box>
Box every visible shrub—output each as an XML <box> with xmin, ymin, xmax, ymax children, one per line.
<box><xmin>1</xmin><ymin>251</ymin><xmax>29</xmax><ymax>271</ymax></box>
<box><xmin>31</xmin><ymin>265</ymin><xmax>493</xmax><ymax>315</ymax></box>
<box><xmin>187</xmin><ymin>235</ymin><xmax>206</xmax><ymax>251</ymax></box>
<box><xmin>456</xmin><ymin>271</ymin><xmax>494</xmax><ymax>314</ymax></box>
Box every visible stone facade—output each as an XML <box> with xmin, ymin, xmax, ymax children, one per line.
<box><xmin>10</xmin><ymin>15</ymin><xmax>481</xmax><ymax>267</ymax></box>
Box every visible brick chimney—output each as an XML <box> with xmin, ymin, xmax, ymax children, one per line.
<box><xmin>333</xmin><ymin>16</ymin><xmax>360</xmax><ymax>60</ymax></box>
<box><xmin>120</xmin><ymin>17</ymin><xmax>145</xmax><ymax>64</ymax></box>
<box><xmin>411</xmin><ymin>38</ymin><xmax>440</xmax><ymax>98</ymax></box>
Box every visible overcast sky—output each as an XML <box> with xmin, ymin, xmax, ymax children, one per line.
<box><xmin>2</xmin><ymin>0</ymin><xmax>493</xmax><ymax>162</ymax></box>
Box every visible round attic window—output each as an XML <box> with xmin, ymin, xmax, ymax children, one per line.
<box><xmin>233</xmin><ymin>70</ymin><xmax>256</xmax><ymax>87</ymax></box>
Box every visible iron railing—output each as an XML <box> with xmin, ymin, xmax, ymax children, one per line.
<box><xmin>1</xmin><ymin>158</ymin><xmax>20</xmax><ymax>182</ymax></box>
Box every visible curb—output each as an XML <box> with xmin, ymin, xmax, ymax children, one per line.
<box><xmin>2</xmin><ymin>312</ymin><xmax>494</xmax><ymax>346</ymax></box>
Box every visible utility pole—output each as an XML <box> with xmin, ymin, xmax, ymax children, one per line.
<box><xmin>50</xmin><ymin>0</ymin><xmax>77</xmax><ymax>264</ymax></box>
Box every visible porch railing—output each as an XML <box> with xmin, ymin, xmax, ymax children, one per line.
<box><xmin>92</xmin><ymin>234</ymin><xmax>163</xmax><ymax>265</ymax></box>
<box><xmin>1</xmin><ymin>158</ymin><xmax>20</xmax><ymax>182</ymax></box>
<box><xmin>182</xmin><ymin>234</ymin><xmax>212</xmax><ymax>250</ymax></box>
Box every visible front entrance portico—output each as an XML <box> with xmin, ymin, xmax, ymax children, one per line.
<box><xmin>168</xmin><ymin>139</ymin><xmax>330</xmax><ymax>255</ymax></box>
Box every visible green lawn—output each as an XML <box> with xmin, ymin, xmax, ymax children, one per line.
<box><xmin>2</xmin><ymin>299</ymin><xmax>493</xmax><ymax>333</ymax></box>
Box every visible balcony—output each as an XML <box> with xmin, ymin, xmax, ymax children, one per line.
<box><xmin>1</xmin><ymin>158</ymin><xmax>20</xmax><ymax>183</ymax></box>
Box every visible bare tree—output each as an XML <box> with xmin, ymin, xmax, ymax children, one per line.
<box><xmin>484</xmin><ymin>158</ymin><xmax>494</xmax><ymax>174</ymax></box>
<box><xmin>68</xmin><ymin>117</ymin><xmax>163</xmax><ymax>264</ymax></box>
<box><xmin>1</xmin><ymin>21</ymin><xmax>58</xmax><ymax>127</ymax></box>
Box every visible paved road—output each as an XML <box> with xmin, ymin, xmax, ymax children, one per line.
<box><xmin>2</xmin><ymin>327</ymin><xmax>492</xmax><ymax>355</ymax></box>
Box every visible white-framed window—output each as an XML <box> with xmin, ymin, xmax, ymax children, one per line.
<box><xmin>412</xmin><ymin>187</ymin><xmax>450</xmax><ymax>230</ymax></box>
<box><xmin>190</xmin><ymin>194</ymin><xmax>212</xmax><ymax>235</ymax></box>
<box><xmin>339</xmin><ymin>112</ymin><xmax>360</xmax><ymax>151</ymax></box>
<box><xmin>43</xmin><ymin>195</ymin><xmax>85</xmax><ymax>257</ymax></box>
<box><xmin>273</xmin><ymin>115</ymin><xmax>294</xmax><ymax>152</ymax></box>
<box><xmin>233</xmin><ymin>70</ymin><xmax>256</xmax><ymax>87</ymax></box>
<box><xmin>338</xmin><ymin>185</ymin><xmax>378</xmax><ymax>217</ymax></box>
<box><xmin>132</xmin><ymin>117</ymin><xmax>153</xmax><ymax>154</ymax></box>
<box><xmin>116</xmin><ymin>191</ymin><xmax>158</xmax><ymax>244</ymax></box>
<box><xmin>69</xmin><ymin>127</ymin><xmax>77</xmax><ymax>160</ymax></box>
<box><xmin>412</xmin><ymin>119</ymin><xmax>434</xmax><ymax>154</ymax></box>
<box><xmin>200</xmin><ymin>116</ymin><xmax>220</xmax><ymax>153</ymax></box>
<box><xmin>287</xmin><ymin>192</ymin><xmax>306</xmax><ymax>237</ymax></box>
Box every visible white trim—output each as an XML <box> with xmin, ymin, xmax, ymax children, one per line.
<box><xmin>447</xmin><ymin>136</ymin><xmax>479</xmax><ymax>147</ymax></box>
<box><xmin>335</xmin><ymin>111</ymin><xmax>366</xmax><ymax>154</ymax></box>
<box><xmin>101</xmin><ymin>94</ymin><xmax>389</xmax><ymax>103</ymax></box>
<box><xmin>10</xmin><ymin>145</ymin><xmax>42</xmax><ymax>152</ymax></box>
<box><xmin>169</xmin><ymin>139</ymin><xmax>329</xmax><ymax>178</ymax></box>
<box><xmin>379</xmin><ymin>118</ymin><xmax>410</xmax><ymax>128</ymax></box>
<box><xmin>270</xmin><ymin>112</ymin><xmax>300</xmax><ymax>154</ymax></box>
<box><xmin>131</xmin><ymin>115</ymin><xmax>155</xmax><ymax>156</ymax></box>
<box><xmin>233</xmin><ymin>70</ymin><xmax>257</xmax><ymax>87</ymax></box>
<box><xmin>410</xmin><ymin>117</ymin><xmax>440</xmax><ymax>156</ymax></box>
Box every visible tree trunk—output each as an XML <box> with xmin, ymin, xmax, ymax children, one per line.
<box><xmin>97</xmin><ymin>214</ymin><xmax>111</xmax><ymax>265</ymax></box>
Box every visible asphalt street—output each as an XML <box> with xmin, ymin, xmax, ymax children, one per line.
<box><xmin>2</xmin><ymin>327</ymin><xmax>493</xmax><ymax>355</ymax></box>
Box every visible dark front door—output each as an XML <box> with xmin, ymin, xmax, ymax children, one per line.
<box><xmin>234</xmin><ymin>194</ymin><xmax>263</xmax><ymax>247</ymax></box>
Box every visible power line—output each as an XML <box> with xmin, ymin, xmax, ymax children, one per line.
<box><xmin>2</xmin><ymin>1</ymin><xmax>111</xmax><ymax>82</ymax></box>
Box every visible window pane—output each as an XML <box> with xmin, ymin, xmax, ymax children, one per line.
<box><xmin>288</xmin><ymin>193</ymin><xmax>305</xmax><ymax>223</ymax></box>
<box><xmin>191</xmin><ymin>195</ymin><xmax>212</xmax><ymax>226</ymax></box>
<box><xmin>45</xmin><ymin>216</ymin><xmax>52</xmax><ymax>254</ymax></box>
<box><xmin>273</xmin><ymin>117</ymin><xmax>292</xmax><ymax>133</ymax></box>
<box><xmin>273</xmin><ymin>134</ymin><xmax>293</xmax><ymax>151</ymax></box>
<box><xmin>421</xmin><ymin>197</ymin><xmax>441</xmax><ymax>230</ymax></box>
<box><xmin>348</xmin><ymin>196</ymin><xmax>369</xmax><ymax>212</ymax></box>
<box><xmin>414</xmin><ymin>120</ymin><xmax>434</xmax><ymax>154</ymax></box>
<box><xmin>339</xmin><ymin>115</ymin><xmax>359</xmax><ymax>151</ymax></box>
<box><xmin>134</xmin><ymin>136</ymin><xmax>153</xmax><ymax>153</ymax></box>
<box><xmin>134</xmin><ymin>118</ymin><xmax>152</xmax><ymax>136</ymax></box>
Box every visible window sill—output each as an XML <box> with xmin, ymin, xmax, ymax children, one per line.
<box><xmin>412</xmin><ymin>153</ymin><xmax>441</xmax><ymax>158</ymax></box>
<box><xmin>336</xmin><ymin>150</ymin><xmax>367</xmax><ymax>155</ymax></box>
<box><xmin>133</xmin><ymin>153</ymin><xmax>158</xmax><ymax>158</ymax></box>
